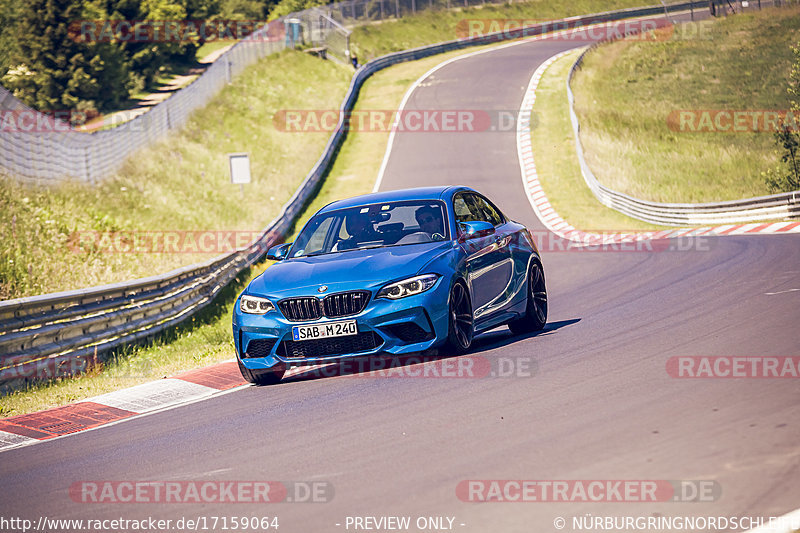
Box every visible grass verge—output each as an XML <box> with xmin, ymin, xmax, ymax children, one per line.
<box><xmin>0</xmin><ymin>45</ymin><xmax>503</xmax><ymax>417</ymax></box>
<box><xmin>0</xmin><ymin>50</ymin><xmax>352</xmax><ymax>300</ymax></box>
<box><xmin>5</xmin><ymin>4</ymin><xmax>768</xmax><ymax>413</ymax></box>
<box><xmin>571</xmin><ymin>6</ymin><xmax>800</xmax><ymax>202</ymax></box>
<box><xmin>531</xmin><ymin>48</ymin><xmax>666</xmax><ymax>231</ymax></box>
<box><xmin>350</xmin><ymin>0</ymin><xmax>656</xmax><ymax>61</ymax></box>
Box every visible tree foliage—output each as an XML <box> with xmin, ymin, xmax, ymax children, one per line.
<box><xmin>267</xmin><ymin>0</ymin><xmax>328</xmax><ymax>20</ymax></box>
<box><xmin>0</xmin><ymin>0</ymin><xmax>280</xmax><ymax>114</ymax></box>
<box><xmin>764</xmin><ymin>43</ymin><xmax>800</xmax><ymax>193</ymax></box>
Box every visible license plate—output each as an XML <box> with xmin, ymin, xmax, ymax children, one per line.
<box><xmin>292</xmin><ymin>320</ymin><xmax>357</xmax><ymax>341</ymax></box>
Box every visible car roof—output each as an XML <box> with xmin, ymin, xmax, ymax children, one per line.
<box><xmin>319</xmin><ymin>186</ymin><xmax>474</xmax><ymax>213</ymax></box>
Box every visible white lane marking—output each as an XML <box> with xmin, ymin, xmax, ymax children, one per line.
<box><xmin>373</xmin><ymin>31</ymin><xmax>600</xmax><ymax>192</ymax></box>
<box><xmin>744</xmin><ymin>506</ymin><xmax>800</xmax><ymax>533</ymax></box>
<box><xmin>81</xmin><ymin>378</ymin><xmax>219</xmax><ymax>414</ymax></box>
<box><xmin>764</xmin><ymin>288</ymin><xmax>800</xmax><ymax>296</ymax></box>
<box><xmin>0</xmin><ymin>430</ymin><xmax>38</xmax><ymax>452</ymax></box>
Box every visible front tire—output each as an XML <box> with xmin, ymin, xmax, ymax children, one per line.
<box><xmin>446</xmin><ymin>281</ymin><xmax>474</xmax><ymax>353</ymax></box>
<box><xmin>509</xmin><ymin>260</ymin><xmax>547</xmax><ymax>335</ymax></box>
<box><xmin>238</xmin><ymin>358</ymin><xmax>285</xmax><ymax>385</ymax></box>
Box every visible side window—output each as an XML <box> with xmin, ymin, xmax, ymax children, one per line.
<box><xmin>463</xmin><ymin>195</ymin><xmax>488</xmax><ymax>224</ymax></box>
<box><xmin>453</xmin><ymin>194</ymin><xmax>473</xmax><ymax>224</ymax></box>
<box><xmin>470</xmin><ymin>195</ymin><xmax>504</xmax><ymax>226</ymax></box>
<box><xmin>459</xmin><ymin>193</ymin><xmax>493</xmax><ymax>225</ymax></box>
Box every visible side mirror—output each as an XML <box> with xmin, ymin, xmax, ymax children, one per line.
<box><xmin>459</xmin><ymin>221</ymin><xmax>495</xmax><ymax>241</ymax></box>
<box><xmin>266</xmin><ymin>243</ymin><xmax>292</xmax><ymax>261</ymax></box>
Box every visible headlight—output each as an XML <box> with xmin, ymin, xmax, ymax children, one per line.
<box><xmin>377</xmin><ymin>274</ymin><xmax>439</xmax><ymax>300</ymax></box>
<box><xmin>239</xmin><ymin>295</ymin><xmax>275</xmax><ymax>314</ymax></box>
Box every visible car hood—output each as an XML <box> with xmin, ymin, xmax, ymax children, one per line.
<box><xmin>247</xmin><ymin>241</ymin><xmax>452</xmax><ymax>298</ymax></box>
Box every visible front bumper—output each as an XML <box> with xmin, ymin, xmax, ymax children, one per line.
<box><xmin>232</xmin><ymin>279</ymin><xmax>450</xmax><ymax>371</ymax></box>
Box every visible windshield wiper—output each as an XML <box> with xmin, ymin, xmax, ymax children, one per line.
<box><xmin>337</xmin><ymin>244</ymin><xmax>385</xmax><ymax>253</ymax></box>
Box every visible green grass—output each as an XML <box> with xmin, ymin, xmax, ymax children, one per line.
<box><xmin>197</xmin><ymin>40</ymin><xmax>235</xmax><ymax>60</ymax></box>
<box><xmin>571</xmin><ymin>5</ymin><xmax>800</xmax><ymax>203</ymax></box>
<box><xmin>0</xmin><ymin>6</ymin><xmax>520</xmax><ymax>417</ymax></box>
<box><xmin>5</xmin><ymin>1</ymin><xmax>772</xmax><ymax>412</ymax></box>
<box><xmin>531</xmin><ymin>49</ymin><xmax>666</xmax><ymax>231</ymax></box>
<box><xmin>0</xmin><ymin>50</ymin><xmax>352</xmax><ymax>300</ymax></box>
<box><xmin>0</xmin><ymin>43</ymin><xmax>521</xmax><ymax>417</ymax></box>
<box><xmin>350</xmin><ymin>0</ymin><xmax>654</xmax><ymax>61</ymax></box>
<box><xmin>4</xmin><ymin>1</ymin><xmax>721</xmax><ymax>300</ymax></box>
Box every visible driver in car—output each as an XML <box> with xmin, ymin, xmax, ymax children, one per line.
<box><xmin>415</xmin><ymin>205</ymin><xmax>445</xmax><ymax>240</ymax></box>
<box><xmin>337</xmin><ymin>212</ymin><xmax>379</xmax><ymax>251</ymax></box>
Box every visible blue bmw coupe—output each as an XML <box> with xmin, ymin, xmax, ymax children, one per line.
<box><xmin>232</xmin><ymin>186</ymin><xmax>547</xmax><ymax>384</ymax></box>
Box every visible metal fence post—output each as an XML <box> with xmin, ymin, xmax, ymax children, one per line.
<box><xmin>84</xmin><ymin>145</ymin><xmax>92</xmax><ymax>184</ymax></box>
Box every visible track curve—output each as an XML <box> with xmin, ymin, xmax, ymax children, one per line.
<box><xmin>377</xmin><ymin>32</ymin><xmax>800</xmax><ymax>526</ymax></box>
<box><xmin>1</xmin><ymin>22</ymin><xmax>799</xmax><ymax>533</ymax></box>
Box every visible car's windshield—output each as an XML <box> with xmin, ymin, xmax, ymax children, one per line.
<box><xmin>289</xmin><ymin>200</ymin><xmax>449</xmax><ymax>258</ymax></box>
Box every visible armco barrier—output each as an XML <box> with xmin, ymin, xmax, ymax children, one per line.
<box><xmin>0</xmin><ymin>1</ymin><xmax>706</xmax><ymax>391</ymax></box>
<box><xmin>567</xmin><ymin>47</ymin><xmax>800</xmax><ymax>226</ymax></box>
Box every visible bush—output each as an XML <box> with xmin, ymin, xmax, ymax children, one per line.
<box><xmin>765</xmin><ymin>43</ymin><xmax>800</xmax><ymax>193</ymax></box>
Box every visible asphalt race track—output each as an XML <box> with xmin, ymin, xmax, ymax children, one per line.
<box><xmin>1</xmin><ymin>20</ymin><xmax>799</xmax><ymax>533</ymax></box>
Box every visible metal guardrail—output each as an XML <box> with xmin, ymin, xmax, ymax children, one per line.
<box><xmin>567</xmin><ymin>47</ymin><xmax>800</xmax><ymax>226</ymax></box>
<box><xmin>0</xmin><ymin>1</ymin><xmax>708</xmax><ymax>391</ymax></box>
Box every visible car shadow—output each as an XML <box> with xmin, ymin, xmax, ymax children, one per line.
<box><xmin>280</xmin><ymin>318</ymin><xmax>581</xmax><ymax>384</ymax></box>
<box><xmin>466</xmin><ymin>318</ymin><xmax>581</xmax><ymax>355</ymax></box>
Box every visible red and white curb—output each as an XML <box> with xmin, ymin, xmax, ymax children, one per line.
<box><xmin>516</xmin><ymin>50</ymin><xmax>800</xmax><ymax>243</ymax></box>
<box><xmin>0</xmin><ymin>361</ymin><xmax>250</xmax><ymax>453</ymax></box>
<box><xmin>0</xmin><ymin>360</ymin><xmax>344</xmax><ymax>453</ymax></box>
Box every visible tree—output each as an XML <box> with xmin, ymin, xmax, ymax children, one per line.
<box><xmin>3</xmin><ymin>0</ymin><xmax>85</xmax><ymax>110</ymax></box>
<box><xmin>219</xmin><ymin>0</ymin><xmax>270</xmax><ymax>20</ymax></box>
<box><xmin>0</xmin><ymin>0</ymin><xmax>22</xmax><ymax>78</ymax></box>
<box><xmin>764</xmin><ymin>44</ymin><xmax>800</xmax><ymax>193</ymax></box>
<box><xmin>268</xmin><ymin>0</ymin><xmax>329</xmax><ymax>20</ymax></box>
<box><xmin>1</xmin><ymin>0</ymin><xmax>129</xmax><ymax>115</ymax></box>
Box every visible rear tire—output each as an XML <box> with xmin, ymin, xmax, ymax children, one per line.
<box><xmin>445</xmin><ymin>281</ymin><xmax>474</xmax><ymax>353</ymax></box>
<box><xmin>238</xmin><ymin>358</ymin><xmax>285</xmax><ymax>385</ymax></box>
<box><xmin>509</xmin><ymin>260</ymin><xmax>547</xmax><ymax>335</ymax></box>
